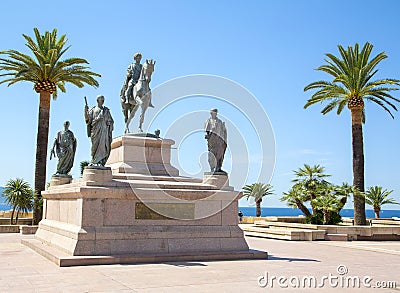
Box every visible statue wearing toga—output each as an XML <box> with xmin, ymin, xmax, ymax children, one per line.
<box><xmin>85</xmin><ymin>95</ymin><xmax>114</xmax><ymax>167</ymax></box>
<box><xmin>50</xmin><ymin>121</ymin><xmax>77</xmax><ymax>176</ymax></box>
<box><xmin>205</xmin><ymin>108</ymin><xmax>227</xmax><ymax>173</ymax></box>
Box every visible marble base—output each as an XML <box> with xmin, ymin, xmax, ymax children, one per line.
<box><xmin>25</xmin><ymin>135</ymin><xmax>265</xmax><ymax>266</ymax></box>
<box><xmin>34</xmin><ymin>172</ymin><xmax>245</xmax><ymax>257</ymax></box>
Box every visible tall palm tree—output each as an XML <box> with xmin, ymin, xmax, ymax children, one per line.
<box><xmin>292</xmin><ymin>164</ymin><xmax>330</xmax><ymax>214</ymax></box>
<box><xmin>0</xmin><ymin>28</ymin><xmax>100</xmax><ymax>224</ymax></box>
<box><xmin>304</xmin><ymin>42</ymin><xmax>400</xmax><ymax>225</ymax></box>
<box><xmin>365</xmin><ymin>186</ymin><xmax>399</xmax><ymax>218</ymax></box>
<box><xmin>2</xmin><ymin>178</ymin><xmax>33</xmax><ymax>224</ymax></box>
<box><xmin>242</xmin><ymin>183</ymin><xmax>274</xmax><ymax>217</ymax></box>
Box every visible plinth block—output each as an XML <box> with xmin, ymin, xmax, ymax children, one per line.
<box><xmin>82</xmin><ymin>167</ymin><xmax>112</xmax><ymax>185</ymax></box>
<box><xmin>106</xmin><ymin>135</ymin><xmax>179</xmax><ymax>176</ymax></box>
<box><xmin>202</xmin><ymin>172</ymin><xmax>232</xmax><ymax>190</ymax></box>
<box><xmin>49</xmin><ymin>175</ymin><xmax>72</xmax><ymax>187</ymax></box>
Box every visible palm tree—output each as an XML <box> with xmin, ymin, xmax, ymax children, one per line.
<box><xmin>292</xmin><ymin>164</ymin><xmax>330</xmax><ymax>214</ymax></box>
<box><xmin>2</xmin><ymin>178</ymin><xmax>33</xmax><ymax>224</ymax></box>
<box><xmin>312</xmin><ymin>195</ymin><xmax>341</xmax><ymax>225</ymax></box>
<box><xmin>242</xmin><ymin>183</ymin><xmax>274</xmax><ymax>217</ymax></box>
<box><xmin>80</xmin><ymin>160</ymin><xmax>90</xmax><ymax>176</ymax></box>
<box><xmin>333</xmin><ymin>182</ymin><xmax>354</xmax><ymax>212</ymax></box>
<box><xmin>365</xmin><ymin>186</ymin><xmax>400</xmax><ymax>218</ymax></box>
<box><xmin>14</xmin><ymin>190</ymin><xmax>34</xmax><ymax>225</ymax></box>
<box><xmin>304</xmin><ymin>42</ymin><xmax>400</xmax><ymax>225</ymax></box>
<box><xmin>281</xmin><ymin>185</ymin><xmax>311</xmax><ymax>216</ymax></box>
<box><xmin>0</xmin><ymin>28</ymin><xmax>100</xmax><ymax>224</ymax></box>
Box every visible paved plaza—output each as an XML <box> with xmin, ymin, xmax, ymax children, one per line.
<box><xmin>0</xmin><ymin>233</ymin><xmax>399</xmax><ymax>292</ymax></box>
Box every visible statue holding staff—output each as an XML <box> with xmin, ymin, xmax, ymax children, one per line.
<box><xmin>84</xmin><ymin>95</ymin><xmax>114</xmax><ymax>167</ymax></box>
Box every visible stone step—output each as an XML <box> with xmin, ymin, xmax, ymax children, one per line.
<box><xmin>371</xmin><ymin>219</ymin><xmax>400</xmax><ymax>226</ymax></box>
<box><xmin>324</xmin><ymin>234</ymin><xmax>349</xmax><ymax>241</ymax></box>
<box><xmin>19</xmin><ymin>225</ymin><xmax>38</xmax><ymax>234</ymax></box>
<box><xmin>22</xmin><ymin>238</ymin><xmax>267</xmax><ymax>267</ymax></box>
<box><xmin>0</xmin><ymin>225</ymin><xmax>20</xmax><ymax>233</ymax></box>
<box><xmin>45</xmin><ymin>184</ymin><xmax>238</xmax><ymax>200</ymax></box>
<box><xmin>114</xmin><ymin>179</ymin><xmax>215</xmax><ymax>190</ymax></box>
<box><xmin>242</xmin><ymin>225</ymin><xmax>326</xmax><ymax>241</ymax></box>
<box><xmin>244</xmin><ymin>226</ymin><xmax>294</xmax><ymax>235</ymax></box>
<box><xmin>244</xmin><ymin>231</ymin><xmax>292</xmax><ymax>240</ymax></box>
<box><xmin>254</xmin><ymin>220</ymin><xmax>320</xmax><ymax>230</ymax></box>
<box><xmin>53</xmin><ymin>174</ymin><xmax>211</xmax><ymax>191</ymax></box>
<box><xmin>53</xmin><ymin>178</ymin><xmax>218</xmax><ymax>191</ymax></box>
<box><xmin>112</xmin><ymin>173</ymin><xmax>203</xmax><ymax>183</ymax></box>
<box><xmin>0</xmin><ymin>218</ymin><xmax>33</xmax><ymax>225</ymax></box>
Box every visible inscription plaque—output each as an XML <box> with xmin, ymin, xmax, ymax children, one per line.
<box><xmin>135</xmin><ymin>202</ymin><xmax>195</xmax><ymax>220</ymax></box>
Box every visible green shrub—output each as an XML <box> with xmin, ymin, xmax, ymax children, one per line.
<box><xmin>305</xmin><ymin>211</ymin><xmax>342</xmax><ymax>225</ymax></box>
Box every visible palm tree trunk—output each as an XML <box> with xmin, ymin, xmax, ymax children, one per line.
<box><xmin>33</xmin><ymin>91</ymin><xmax>51</xmax><ymax>225</ymax></box>
<box><xmin>10</xmin><ymin>206</ymin><xmax>15</xmax><ymax>225</ymax></box>
<box><xmin>374</xmin><ymin>207</ymin><xmax>380</xmax><ymax>218</ymax></box>
<box><xmin>256</xmin><ymin>200</ymin><xmax>262</xmax><ymax>217</ymax></box>
<box><xmin>338</xmin><ymin>196</ymin><xmax>347</xmax><ymax>212</ymax></box>
<box><xmin>310</xmin><ymin>192</ymin><xmax>317</xmax><ymax>215</ymax></box>
<box><xmin>295</xmin><ymin>198</ymin><xmax>311</xmax><ymax>216</ymax></box>
<box><xmin>309</xmin><ymin>178</ymin><xmax>317</xmax><ymax>214</ymax></box>
<box><xmin>351</xmin><ymin>109</ymin><xmax>367</xmax><ymax>225</ymax></box>
<box><xmin>323</xmin><ymin>210</ymin><xmax>329</xmax><ymax>225</ymax></box>
<box><xmin>15</xmin><ymin>209</ymin><xmax>20</xmax><ymax>224</ymax></box>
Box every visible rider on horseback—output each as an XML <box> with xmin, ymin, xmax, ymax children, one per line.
<box><xmin>121</xmin><ymin>52</ymin><xmax>154</xmax><ymax>108</ymax></box>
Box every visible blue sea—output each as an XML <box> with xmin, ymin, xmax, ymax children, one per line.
<box><xmin>1</xmin><ymin>202</ymin><xmax>399</xmax><ymax>218</ymax></box>
<box><xmin>238</xmin><ymin>207</ymin><xmax>400</xmax><ymax>218</ymax></box>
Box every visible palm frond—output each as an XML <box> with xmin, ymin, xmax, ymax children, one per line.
<box><xmin>0</xmin><ymin>27</ymin><xmax>100</xmax><ymax>94</ymax></box>
<box><xmin>304</xmin><ymin>42</ymin><xmax>400</xmax><ymax>123</ymax></box>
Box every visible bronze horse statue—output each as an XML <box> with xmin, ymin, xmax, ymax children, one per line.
<box><xmin>121</xmin><ymin>59</ymin><xmax>155</xmax><ymax>133</ymax></box>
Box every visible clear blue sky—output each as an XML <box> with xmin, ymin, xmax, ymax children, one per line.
<box><xmin>1</xmin><ymin>0</ymin><xmax>400</xmax><ymax>209</ymax></box>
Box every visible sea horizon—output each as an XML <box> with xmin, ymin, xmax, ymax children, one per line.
<box><xmin>2</xmin><ymin>202</ymin><xmax>400</xmax><ymax>219</ymax></box>
<box><xmin>238</xmin><ymin>206</ymin><xmax>400</xmax><ymax>218</ymax></box>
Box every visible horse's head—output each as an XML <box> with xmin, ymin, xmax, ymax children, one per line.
<box><xmin>143</xmin><ymin>59</ymin><xmax>156</xmax><ymax>83</ymax></box>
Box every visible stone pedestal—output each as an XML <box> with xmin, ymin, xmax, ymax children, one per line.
<box><xmin>49</xmin><ymin>175</ymin><xmax>72</xmax><ymax>187</ymax></box>
<box><xmin>82</xmin><ymin>166</ymin><xmax>113</xmax><ymax>186</ymax></box>
<box><xmin>106</xmin><ymin>134</ymin><xmax>179</xmax><ymax>176</ymax></box>
<box><xmin>24</xmin><ymin>135</ymin><xmax>267</xmax><ymax>266</ymax></box>
<box><xmin>202</xmin><ymin>172</ymin><xmax>231</xmax><ymax>190</ymax></box>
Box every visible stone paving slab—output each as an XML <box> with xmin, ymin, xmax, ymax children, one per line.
<box><xmin>0</xmin><ymin>234</ymin><xmax>399</xmax><ymax>292</ymax></box>
<box><xmin>316</xmin><ymin>241</ymin><xmax>400</xmax><ymax>256</ymax></box>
